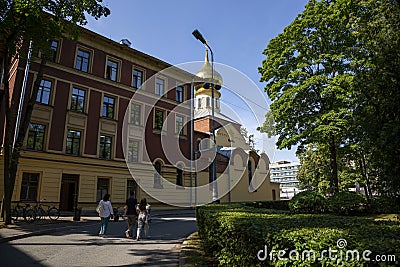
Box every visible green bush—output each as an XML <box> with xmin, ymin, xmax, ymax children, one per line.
<box><xmin>242</xmin><ymin>200</ymin><xmax>290</xmax><ymax>210</ymax></box>
<box><xmin>369</xmin><ymin>196</ymin><xmax>400</xmax><ymax>214</ymax></box>
<box><xmin>289</xmin><ymin>190</ymin><xmax>328</xmax><ymax>214</ymax></box>
<box><xmin>327</xmin><ymin>191</ymin><xmax>368</xmax><ymax>215</ymax></box>
<box><xmin>196</xmin><ymin>204</ymin><xmax>400</xmax><ymax>267</ymax></box>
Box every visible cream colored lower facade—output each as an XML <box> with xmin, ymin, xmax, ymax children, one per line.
<box><xmin>1</xmin><ymin>147</ymin><xmax>279</xmax><ymax>212</ymax></box>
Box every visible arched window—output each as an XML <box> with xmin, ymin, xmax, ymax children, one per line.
<box><xmin>176</xmin><ymin>165</ymin><xmax>183</xmax><ymax>186</ymax></box>
<box><xmin>197</xmin><ymin>139</ymin><xmax>201</xmax><ymax>151</ymax></box>
<box><xmin>248</xmin><ymin>160</ymin><xmax>253</xmax><ymax>186</ymax></box>
<box><xmin>206</xmin><ymin>97</ymin><xmax>211</xmax><ymax>107</ymax></box>
<box><xmin>153</xmin><ymin>160</ymin><xmax>163</xmax><ymax>188</ymax></box>
<box><xmin>198</xmin><ymin>98</ymin><xmax>202</xmax><ymax>108</ymax></box>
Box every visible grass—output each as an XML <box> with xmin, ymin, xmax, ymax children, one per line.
<box><xmin>182</xmin><ymin>232</ymin><xmax>218</xmax><ymax>267</ymax></box>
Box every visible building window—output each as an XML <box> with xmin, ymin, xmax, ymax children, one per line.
<box><xmin>176</xmin><ymin>166</ymin><xmax>183</xmax><ymax>186</ymax></box>
<box><xmin>99</xmin><ymin>135</ymin><xmax>112</xmax><ymax>160</ymax></box>
<box><xmin>126</xmin><ymin>179</ymin><xmax>137</xmax><ymax>199</ymax></box>
<box><xmin>130</xmin><ymin>103</ymin><xmax>141</xmax><ymax>125</ymax></box>
<box><xmin>153</xmin><ymin>161</ymin><xmax>163</xmax><ymax>188</ymax></box>
<box><xmin>106</xmin><ymin>59</ymin><xmax>118</xmax><ymax>81</ymax></box>
<box><xmin>96</xmin><ymin>178</ymin><xmax>109</xmax><ymax>202</ymax></box>
<box><xmin>206</xmin><ymin>97</ymin><xmax>211</xmax><ymax>107</ymax></box>
<box><xmin>176</xmin><ymin>86</ymin><xmax>184</xmax><ymax>102</ymax></box>
<box><xmin>75</xmin><ymin>48</ymin><xmax>90</xmax><ymax>72</ymax></box>
<box><xmin>154</xmin><ymin>108</ymin><xmax>165</xmax><ymax>131</ymax></box>
<box><xmin>175</xmin><ymin>115</ymin><xmax>184</xmax><ymax>135</ymax></box>
<box><xmin>71</xmin><ymin>87</ymin><xmax>86</xmax><ymax>112</ymax></box>
<box><xmin>272</xmin><ymin>189</ymin><xmax>277</xmax><ymax>200</ymax></box>
<box><xmin>132</xmin><ymin>69</ymin><xmax>143</xmax><ymax>88</ymax></box>
<box><xmin>36</xmin><ymin>79</ymin><xmax>52</xmax><ymax>105</ymax></box>
<box><xmin>127</xmin><ymin>139</ymin><xmax>139</xmax><ymax>163</ymax></box>
<box><xmin>102</xmin><ymin>96</ymin><xmax>115</xmax><ymax>119</ymax></box>
<box><xmin>27</xmin><ymin>123</ymin><xmax>45</xmax><ymax>151</ymax></box>
<box><xmin>20</xmin><ymin>173</ymin><xmax>39</xmax><ymax>201</ymax></box>
<box><xmin>248</xmin><ymin>160</ymin><xmax>253</xmax><ymax>186</ymax></box>
<box><xmin>66</xmin><ymin>130</ymin><xmax>81</xmax><ymax>155</ymax></box>
<box><xmin>216</xmin><ymin>98</ymin><xmax>220</xmax><ymax>109</ymax></box>
<box><xmin>155</xmin><ymin>78</ymin><xmax>164</xmax><ymax>96</ymax></box>
<box><xmin>49</xmin><ymin>40</ymin><xmax>59</xmax><ymax>62</ymax></box>
<box><xmin>198</xmin><ymin>98</ymin><xmax>202</xmax><ymax>108</ymax></box>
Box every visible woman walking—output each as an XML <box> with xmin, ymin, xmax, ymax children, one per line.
<box><xmin>136</xmin><ymin>198</ymin><xmax>150</xmax><ymax>241</ymax></box>
<box><xmin>98</xmin><ymin>193</ymin><xmax>114</xmax><ymax>237</ymax></box>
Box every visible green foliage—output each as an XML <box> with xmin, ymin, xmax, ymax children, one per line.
<box><xmin>196</xmin><ymin>204</ymin><xmax>400</xmax><ymax>266</ymax></box>
<box><xmin>369</xmin><ymin>196</ymin><xmax>400</xmax><ymax>214</ymax></box>
<box><xmin>242</xmin><ymin>200</ymin><xmax>290</xmax><ymax>211</ymax></box>
<box><xmin>289</xmin><ymin>190</ymin><xmax>328</xmax><ymax>214</ymax></box>
<box><xmin>327</xmin><ymin>191</ymin><xmax>367</xmax><ymax>215</ymax></box>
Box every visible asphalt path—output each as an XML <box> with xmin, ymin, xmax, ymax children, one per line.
<box><xmin>0</xmin><ymin>213</ymin><xmax>197</xmax><ymax>267</ymax></box>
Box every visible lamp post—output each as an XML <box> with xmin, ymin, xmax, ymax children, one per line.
<box><xmin>192</xmin><ymin>29</ymin><xmax>219</xmax><ymax>203</ymax></box>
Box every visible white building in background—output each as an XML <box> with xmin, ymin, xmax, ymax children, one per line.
<box><xmin>269</xmin><ymin>161</ymin><xmax>302</xmax><ymax>199</ymax></box>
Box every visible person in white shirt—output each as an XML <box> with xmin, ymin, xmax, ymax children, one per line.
<box><xmin>98</xmin><ymin>193</ymin><xmax>114</xmax><ymax>237</ymax></box>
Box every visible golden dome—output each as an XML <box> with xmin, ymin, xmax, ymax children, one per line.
<box><xmin>195</xmin><ymin>49</ymin><xmax>223</xmax><ymax>86</ymax></box>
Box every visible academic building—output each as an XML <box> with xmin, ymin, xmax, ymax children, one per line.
<box><xmin>0</xmin><ymin>25</ymin><xmax>279</xmax><ymax>212</ymax></box>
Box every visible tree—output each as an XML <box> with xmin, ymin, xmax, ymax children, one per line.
<box><xmin>1</xmin><ymin>0</ymin><xmax>110</xmax><ymax>225</ymax></box>
<box><xmin>259</xmin><ymin>0</ymin><xmax>360</xmax><ymax>194</ymax></box>
<box><xmin>351</xmin><ymin>0</ymin><xmax>400</xmax><ymax>197</ymax></box>
<box><xmin>240</xmin><ymin>127</ymin><xmax>258</xmax><ymax>152</ymax></box>
<box><xmin>296</xmin><ymin>144</ymin><xmax>331</xmax><ymax>194</ymax></box>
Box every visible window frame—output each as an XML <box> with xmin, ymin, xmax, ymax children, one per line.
<box><xmin>27</xmin><ymin>123</ymin><xmax>46</xmax><ymax>151</ymax></box>
<box><xmin>175</xmin><ymin>114</ymin><xmax>185</xmax><ymax>135</ymax></box>
<box><xmin>20</xmin><ymin>172</ymin><xmax>40</xmax><ymax>202</ymax></box>
<box><xmin>49</xmin><ymin>40</ymin><xmax>60</xmax><ymax>63</ymax></box>
<box><xmin>36</xmin><ymin>79</ymin><xmax>52</xmax><ymax>105</ymax></box>
<box><xmin>70</xmin><ymin>87</ymin><xmax>86</xmax><ymax>113</ymax></box>
<box><xmin>99</xmin><ymin>135</ymin><xmax>112</xmax><ymax>160</ymax></box>
<box><xmin>176</xmin><ymin>166</ymin><xmax>184</xmax><ymax>186</ymax></box>
<box><xmin>176</xmin><ymin>85</ymin><xmax>184</xmax><ymax>103</ymax></box>
<box><xmin>153</xmin><ymin>108</ymin><xmax>166</xmax><ymax>131</ymax></box>
<box><xmin>102</xmin><ymin>95</ymin><xmax>116</xmax><ymax>119</ymax></box>
<box><xmin>127</xmin><ymin>139</ymin><xmax>140</xmax><ymax>163</ymax></box>
<box><xmin>153</xmin><ymin>160</ymin><xmax>163</xmax><ymax>188</ymax></box>
<box><xmin>75</xmin><ymin>47</ymin><xmax>91</xmax><ymax>73</ymax></box>
<box><xmin>96</xmin><ymin>178</ymin><xmax>110</xmax><ymax>202</ymax></box>
<box><xmin>66</xmin><ymin>129</ymin><xmax>82</xmax><ymax>156</ymax></box>
<box><xmin>155</xmin><ymin>77</ymin><xmax>165</xmax><ymax>96</ymax></box>
<box><xmin>130</xmin><ymin>102</ymin><xmax>142</xmax><ymax>126</ymax></box>
<box><xmin>105</xmin><ymin>56</ymin><xmax>121</xmax><ymax>82</ymax></box>
<box><xmin>132</xmin><ymin>68</ymin><xmax>144</xmax><ymax>88</ymax></box>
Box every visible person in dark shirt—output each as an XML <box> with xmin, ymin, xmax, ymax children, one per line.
<box><xmin>124</xmin><ymin>191</ymin><xmax>138</xmax><ymax>238</ymax></box>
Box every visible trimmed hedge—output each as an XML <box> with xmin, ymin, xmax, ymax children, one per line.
<box><xmin>242</xmin><ymin>200</ymin><xmax>290</xmax><ymax>210</ymax></box>
<box><xmin>196</xmin><ymin>203</ymin><xmax>400</xmax><ymax>266</ymax></box>
<box><xmin>289</xmin><ymin>190</ymin><xmax>328</xmax><ymax>214</ymax></box>
<box><xmin>328</xmin><ymin>191</ymin><xmax>367</xmax><ymax>215</ymax></box>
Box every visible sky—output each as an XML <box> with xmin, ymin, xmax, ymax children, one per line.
<box><xmin>85</xmin><ymin>0</ymin><xmax>309</xmax><ymax>163</ymax></box>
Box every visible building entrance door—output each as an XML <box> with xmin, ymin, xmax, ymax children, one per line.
<box><xmin>60</xmin><ymin>174</ymin><xmax>79</xmax><ymax>211</ymax></box>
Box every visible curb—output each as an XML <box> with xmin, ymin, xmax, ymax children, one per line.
<box><xmin>179</xmin><ymin>232</ymin><xmax>198</xmax><ymax>267</ymax></box>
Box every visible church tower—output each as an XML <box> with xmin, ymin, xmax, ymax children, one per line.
<box><xmin>194</xmin><ymin>49</ymin><xmax>223</xmax><ymax>114</ymax></box>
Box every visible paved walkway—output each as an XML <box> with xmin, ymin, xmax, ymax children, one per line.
<box><xmin>0</xmin><ymin>208</ymin><xmax>196</xmax><ymax>243</ymax></box>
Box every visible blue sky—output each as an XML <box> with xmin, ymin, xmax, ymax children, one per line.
<box><xmin>86</xmin><ymin>0</ymin><xmax>309</xmax><ymax>162</ymax></box>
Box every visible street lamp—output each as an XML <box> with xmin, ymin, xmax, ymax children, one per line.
<box><xmin>192</xmin><ymin>29</ymin><xmax>219</xmax><ymax>203</ymax></box>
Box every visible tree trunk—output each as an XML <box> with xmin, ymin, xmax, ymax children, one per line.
<box><xmin>3</xmin><ymin>48</ymin><xmax>13</xmax><ymax>225</ymax></box>
<box><xmin>360</xmin><ymin>152</ymin><xmax>372</xmax><ymax>200</ymax></box>
<box><xmin>328</xmin><ymin>134</ymin><xmax>339</xmax><ymax>194</ymax></box>
<box><xmin>3</xmin><ymin>46</ymin><xmax>46</xmax><ymax>224</ymax></box>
